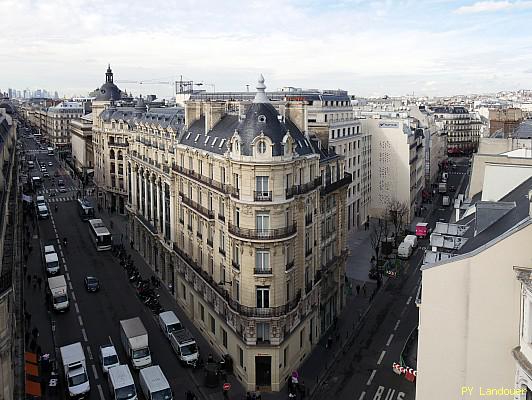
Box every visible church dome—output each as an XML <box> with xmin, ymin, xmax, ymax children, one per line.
<box><xmin>94</xmin><ymin>65</ymin><xmax>123</xmax><ymax>102</ymax></box>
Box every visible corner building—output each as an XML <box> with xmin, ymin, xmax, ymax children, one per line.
<box><xmin>128</xmin><ymin>76</ymin><xmax>350</xmax><ymax>391</ymax></box>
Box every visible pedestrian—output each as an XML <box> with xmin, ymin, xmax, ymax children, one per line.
<box><xmin>327</xmin><ymin>335</ymin><xmax>332</xmax><ymax>349</ymax></box>
<box><xmin>37</xmin><ymin>277</ymin><xmax>42</xmax><ymax>290</ymax></box>
<box><xmin>356</xmin><ymin>284</ymin><xmax>360</xmax><ymax>296</ymax></box>
<box><xmin>362</xmin><ymin>284</ymin><xmax>367</xmax><ymax>297</ymax></box>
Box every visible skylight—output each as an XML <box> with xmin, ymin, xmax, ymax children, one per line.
<box><xmin>194</xmin><ymin>134</ymin><xmax>200</xmax><ymax>142</ymax></box>
<box><xmin>219</xmin><ymin>139</ymin><xmax>226</xmax><ymax>148</ymax></box>
<box><xmin>212</xmin><ymin>137</ymin><xmax>218</xmax><ymax>147</ymax></box>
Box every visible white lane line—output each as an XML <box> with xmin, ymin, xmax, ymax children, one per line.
<box><xmin>366</xmin><ymin>370</ymin><xmax>376</xmax><ymax>386</ymax></box>
<box><xmin>358</xmin><ymin>392</ymin><xmax>366</xmax><ymax>400</ymax></box>
<box><xmin>71</xmin><ymin>291</ymin><xmax>76</xmax><ymax>301</ymax></box>
<box><xmin>81</xmin><ymin>328</ymin><xmax>88</xmax><ymax>342</ymax></box>
<box><xmin>78</xmin><ymin>315</ymin><xmax>84</xmax><ymax>326</ymax></box>
<box><xmin>74</xmin><ymin>303</ymin><xmax>80</xmax><ymax>314</ymax></box>
<box><xmin>377</xmin><ymin>350</ymin><xmax>386</xmax><ymax>365</ymax></box>
<box><xmin>400</xmin><ymin>306</ymin><xmax>407</xmax><ymax>317</ymax></box>
<box><xmin>64</xmin><ymin>265</ymin><xmax>68</xmax><ymax>272</ymax></box>
<box><xmin>91</xmin><ymin>364</ymin><xmax>99</xmax><ymax>380</ymax></box>
<box><xmin>97</xmin><ymin>384</ymin><xmax>104</xmax><ymax>400</ymax></box>
<box><xmin>68</xmin><ymin>282</ymin><xmax>73</xmax><ymax>290</ymax></box>
<box><xmin>386</xmin><ymin>334</ymin><xmax>394</xmax><ymax>347</ymax></box>
<box><xmin>65</xmin><ymin>272</ymin><xmax>70</xmax><ymax>281</ymax></box>
<box><xmin>406</xmin><ymin>296</ymin><xmax>412</xmax><ymax>305</ymax></box>
<box><xmin>61</xmin><ymin>257</ymin><xmax>66</xmax><ymax>263</ymax></box>
<box><xmin>86</xmin><ymin>346</ymin><xmax>93</xmax><ymax>360</ymax></box>
<box><xmin>394</xmin><ymin>320</ymin><xmax>401</xmax><ymax>331</ymax></box>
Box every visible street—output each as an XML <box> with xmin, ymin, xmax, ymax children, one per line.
<box><xmin>22</xmin><ymin>131</ymin><xmax>210</xmax><ymax>400</ymax></box>
<box><xmin>311</xmin><ymin>158</ymin><xmax>471</xmax><ymax>400</ymax></box>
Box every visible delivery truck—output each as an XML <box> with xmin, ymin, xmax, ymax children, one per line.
<box><xmin>169</xmin><ymin>329</ymin><xmax>199</xmax><ymax>367</ymax></box>
<box><xmin>120</xmin><ymin>317</ymin><xmax>151</xmax><ymax>369</ymax></box>
<box><xmin>139</xmin><ymin>365</ymin><xmax>173</xmax><ymax>400</ymax></box>
<box><xmin>48</xmin><ymin>275</ymin><xmax>69</xmax><ymax>312</ymax></box>
<box><xmin>43</xmin><ymin>243</ymin><xmax>59</xmax><ymax>275</ymax></box>
<box><xmin>60</xmin><ymin>342</ymin><xmax>90</xmax><ymax>398</ymax></box>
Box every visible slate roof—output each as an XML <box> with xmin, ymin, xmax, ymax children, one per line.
<box><xmin>179</xmin><ymin>76</ymin><xmax>318</xmax><ymax>157</ymax></box>
<box><xmin>455</xmin><ymin>176</ymin><xmax>532</xmax><ymax>255</ymax></box>
<box><xmin>99</xmin><ymin>106</ymin><xmax>184</xmax><ymax>131</ymax></box>
<box><xmin>515</xmin><ymin>120</ymin><xmax>532</xmax><ymax>139</ymax></box>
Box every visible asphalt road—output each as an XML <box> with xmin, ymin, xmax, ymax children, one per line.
<box><xmin>312</xmin><ymin>159</ymin><xmax>471</xmax><ymax>400</ymax></box>
<box><xmin>22</xmin><ymin>132</ymin><xmax>209</xmax><ymax>399</ymax></box>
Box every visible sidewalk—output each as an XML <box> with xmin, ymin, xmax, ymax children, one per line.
<box><xmin>98</xmin><ymin>211</ymin><xmax>383</xmax><ymax>400</ymax></box>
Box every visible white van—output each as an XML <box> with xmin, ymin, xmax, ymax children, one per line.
<box><xmin>36</xmin><ymin>195</ymin><xmax>46</xmax><ymax>207</ymax></box>
<box><xmin>37</xmin><ymin>204</ymin><xmax>49</xmax><ymax>219</ymax></box>
<box><xmin>158</xmin><ymin>311</ymin><xmax>184</xmax><ymax>339</ymax></box>
<box><xmin>397</xmin><ymin>242</ymin><xmax>413</xmax><ymax>259</ymax></box>
<box><xmin>108</xmin><ymin>365</ymin><xmax>137</xmax><ymax>400</ymax></box>
<box><xmin>139</xmin><ymin>366</ymin><xmax>173</xmax><ymax>400</ymax></box>
<box><xmin>99</xmin><ymin>344</ymin><xmax>120</xmax><ymax>374</ymax></box>
<box><xmin>403</xmin><ymin>235</ymin><xmax>418</xmax><ymax>249</ymax></box>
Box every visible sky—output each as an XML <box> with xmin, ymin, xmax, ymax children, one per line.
<box><xmin>1</xmin><ymin>0</ymin><xmax>532</xmax><ymax>99</ymax></box>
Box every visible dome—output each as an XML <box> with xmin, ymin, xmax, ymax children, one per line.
<box><xmin>94</xmin><ymin>65</ymin><xmax>123</xmax><ymax>102</ymax></box>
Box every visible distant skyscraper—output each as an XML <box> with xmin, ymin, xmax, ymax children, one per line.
<box><xmin>7</xmin><ymin>88</ymin><xmax>12</xmax><ymax>98</ymax></box>
<box><xmin>54</xmin><ymin>91</ymin><xmax>59</xmax><ymax>99</ymax></box>
<box><xmin>35</xmin><ymin>89</ymin><xmax>42</xmax><ymax>97</ymax></box>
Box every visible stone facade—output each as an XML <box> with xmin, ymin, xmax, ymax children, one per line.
<box><xmin>127</xmin><ymin>77</ymin><xmax>350</xmax><ymax>391</ymax></box>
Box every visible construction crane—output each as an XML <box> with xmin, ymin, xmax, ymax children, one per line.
<box><xmin>116</xmin><ymin>76</ymin><xmax>215</xmax><ymax>97</ymax></box>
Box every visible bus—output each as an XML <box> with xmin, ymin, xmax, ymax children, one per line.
<box><xmin>47</xmin><ymin>147</ymin><xmax>54</xmax><ymax>156</ymax></box>
<box><xmin>77</xmin><ymin>198</ymin><xmax>95</xmax><ymax>221</ymax></box>
<box><xmin>88</xmin><ymin>219</ymin><xmax>112</xmax><ymax>251</ymax></box>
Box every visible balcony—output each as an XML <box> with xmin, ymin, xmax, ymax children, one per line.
<box><xmin>196</xmin><ymin>231</ymin><xmax>203</xmax><ymax>239</ymax></box>
<box><xmin>321</xmin><ymin>172</ymin><xmax>352</xmax><ymax>196</ymax></box>
<box><xmin>322</xmin><ymin>250</ymin><xmax>348</xmax><ymax>273</ymax></box>
<box><xmin>285</xmin><ymin>260</ymin><xmax>295</xmax><ymax>272</ymax></box>
<box><xmin>286</xmin><ymin>177</ymin><xmax>322</xmax><ymax>199</ymax></box>
<box><xmin>254</xmin><ymin>268</ymin><xmax>273</xmax><ymax>275</ymax></box>
<box><xmin>136</xmin><ymin>214</ymin><xmax>158</xmax><ymax>235</ymax></box>
<box><xmin>218</xmin><ymin>214</ymin><xmax>226</xmax><ymax>223</ymax></box>
<box><xmin>109</xmin><ymin>142</ymin><xmax>128</xmax><ymax>148</ymax></box>
<box><xmin>228</xmin><ymin>222</ymin><xmax>297</xmax><ymax>241</ymax></box>
<box><xmin>173</xmin><ymin>165</ymin><xmax>239</xmax><ymax>197</ymax></box>
<box><xmin>179</xmin><ymin>192</ymin><xmax>215</xmax><ymax>220</ymax></box>
<box><xmin>254</xmin><ymin>190</ymin><xmax>272</xmax><ymax>201</ymax></box>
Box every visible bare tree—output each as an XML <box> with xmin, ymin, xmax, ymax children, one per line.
<box><xmin>370</xmin><ymin>217</ymin><xmax>389</xmax><ymax>262</ymax></box>
<box><xmin>387</xmin><ymin>199</ymin><xmax>409</xmax><ymax>246</ymax></box>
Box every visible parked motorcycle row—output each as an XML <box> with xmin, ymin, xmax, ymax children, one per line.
<box><xmin>112</xmin><ymin>244</ymin><xmax>164</xmax><ymax>314</ymax></box>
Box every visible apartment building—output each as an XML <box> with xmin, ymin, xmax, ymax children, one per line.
<box><xmin>417</xmin><ymin>177</ymin><xmax>532</xmax><ymax>399</ymax></box>
<box><xmin>128</xmin><ymin>76</ymin><xmax>350</xmax><ymax>391</ymax></box>
<box><xmin>91</xmin><ymin>66</ymin><xmax>135</xmax><ymax>214</ymax></box>
<box><xmin>361</xmin><ymin>118</ymin><xmax>425</xmax><ymax>222</ymax></box>
<box><xmin>431</xmin><ymin>106</ymin><xmax>482</xmax><ymax>155</ymax></box>
<box><xmin>189</xmin><ymin>88</ymin><xmax>369</xmax><ymax>231</ymax></box>
<box><xmin>70</xmin><ymin>113</ymin><xmax>94</xmax><ymax>179</ymax></box>
<box><xmin>0</xmin><ymin>105</ymin><xmax>18</xmax><ymax>400</ymax></box>
<box><xmin>45</xmin><ymin>101</ymin><xmax>84</xmax><ymax>150</ymax></box>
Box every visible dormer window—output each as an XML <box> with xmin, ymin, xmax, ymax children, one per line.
<box><xmin>258</xmin><ymin>140</ymin><xmax>266</xmax><ymax>154</ymax></box>
<box><xmin>258</xmin><ymin>115</ymin><xmax>266</xmax><ymax>123</ymax></box>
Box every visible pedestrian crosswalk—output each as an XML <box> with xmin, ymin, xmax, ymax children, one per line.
<box><xmin>39</xmin><ymin>186</ymin><xmax>78</xmax><ymax>194</ymax></box>
<box><xmin>46</xmin><ymin>195</ymin><xmax>78</xmax><ymax>203</ymax></box>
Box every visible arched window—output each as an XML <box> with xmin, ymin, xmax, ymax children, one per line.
<box><xmin>257</xmin><ymin>140</ymin><xmax>266</xmax><ymax>154</ymax></box>
<box><xmin>110</xmin><ymin>149</ymin><xmax>115</xmax><ymax>159</ymax></box>
<box><xmin>117</xmin><ymin>150</ymin><xmax>123</xmax><ymax>161</ymax></box>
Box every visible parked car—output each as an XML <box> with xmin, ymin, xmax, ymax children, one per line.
<box><xmin>84</xmin><ymin>276</ymin><xmax>100</xmax><ymax>292</ymax></box>
<box><xmin>48</xmin><ymin>161</ymin><xmax>53</xmax><ymax>166</ymax></box>
<box><xmin>99</xmin><ymin>344</ymin><xmax>120</xmax><ymax>374</ymax></box>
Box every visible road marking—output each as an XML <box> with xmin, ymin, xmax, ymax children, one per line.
<box><xmin>357</xmin><ymin>392</ymin><xmax>366</xmax><ymax>400</ymax></box>
<box><xmin>65</xmin><ymin>272</ymin><xmax>70</xmax><ymax>280</ymax></box>
<box><xmin>64</xmin><ymin>264</ymin><xmax>68</xmax><ymax>272</ymax></box>
<box><xmin>400</xmin><ymin>306</ymin><xmax>407</xmax><ymax>317</ymax></box>
<box><xmin>394</xmin><ymin>320</ymin><xmax>400</xmax><ymax>331</ymax></box>
<box><xmin>78</xmin><ymin>315</ymin><xmax>84</xmax><ymax>326</ymax></box>
<box><xmin>406</xmin><ymin>296</ymin><xmax>412</xmax><ymax>305</ymax></box>
<box><xmin>386</xmin><ymin>334</ymin><xmax>394</xmax><ymax>346</ymax></box>
<box><xmin>74</xmin><ymin>303</ymin><xmax>79</xmax><ymax>314</ymax></box>
<box><xmin>81</xmin><ymin>328</ymin><xmax>88</xmax><ymax>342</ymax></box>
<box><xmin>86</xmin><ymin>346</ymin><xmax>93</xmax><ymax>360</ymax></box>
<box><xmin>97</xmin><ymin>384</ymin><xmax>104</xmax><ymax>400</ymax></box>
<box><xmin>68</xmin><ymin>282</ymin><xmax>73</xmax><ymax>290</ymax></box>
<box><xmin>61</xmin><ymin>257</ymin><xmax>66</xmax><ymax>263</ymax></box>
<box><xmin>91</xmin><ymin>364</ymin><xmax>99</xmax><ymax>380</ymax></box>
<box><xmin>366</xmin><ymin>370</ymin><xmax>376</xmax><ymax>386</ymax></box>
<box><xmin>71</xmin><ymin>291</ymin><xmax>76</xmax><ymax>301</ymax></box>
<box><xmin>377</xmin><ymin>350</ymin><xmax>386</xmax><ymax>365</ymax></box>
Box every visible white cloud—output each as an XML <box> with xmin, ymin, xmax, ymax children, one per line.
<box><xmin>454</xmin><ymin>0</ymin><xmax>532</xmax><ymax>14</ymax></box>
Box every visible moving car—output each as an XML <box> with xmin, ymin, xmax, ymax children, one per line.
<box><xmin>48</xmin><ymin>161</ymin><xmax>53</xmax><ymax>166</ymax></box>
<box><xmin>84</xmin><ymin>276</ymin><xmax>100</xmax><ymax>292</ymax></box>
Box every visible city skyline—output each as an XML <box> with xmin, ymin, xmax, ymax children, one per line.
<box><xmin>2</xmin><ymin>0</ymin><xmax>532</xmax><ymax>99</ymax></box>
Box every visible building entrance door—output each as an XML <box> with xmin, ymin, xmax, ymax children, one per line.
<box><xmin>255</xmin><ymin>356</ymin><xmax>271</xmax><ymax>389</ymax></box>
